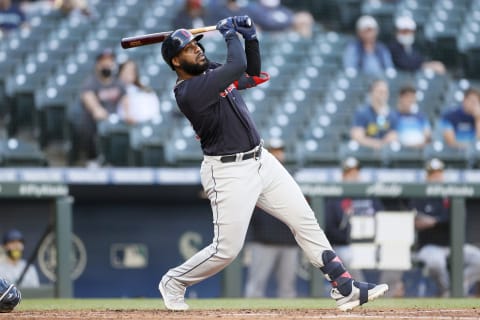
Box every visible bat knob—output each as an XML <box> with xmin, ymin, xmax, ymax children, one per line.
<box><xmin>246</xmin><ymin>17</ymin><xmax>252</xmax><ymax>28</ymax></box>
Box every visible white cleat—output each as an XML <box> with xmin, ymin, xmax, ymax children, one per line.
<box><xmin>331</xmin><ymin>281</ymin><xmax>389</xmax><ymax>311</ymax></box>
<box><xmin>159</xmin><ymin>276</ymin><xmax>189</xmax><ymax>311</ymax></box>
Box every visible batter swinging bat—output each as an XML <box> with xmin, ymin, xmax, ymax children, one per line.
<box><xmin>121</xmin><ymin>17</ymin><xmax>251</xmax><ymax>49</ymax></box>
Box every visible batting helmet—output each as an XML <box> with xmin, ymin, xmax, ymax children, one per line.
<box><xmin>0</xmin><ymin>278</ymin><xmax>21</xmax><ymax>313</ymax></box>
<box><xmin>162</xmin><ymin>29</ymin><xmax>203</xmax><ymax>70</ymax></box>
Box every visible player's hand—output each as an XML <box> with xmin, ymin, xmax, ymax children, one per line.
<box><xmin>216</xmin><ymin>17</ymin><xmax>236</xmax><ymax>38</ymax></box>
<box><xmin>233</xmin><ymin>72</ymin><xmax>270</xmax><ymax>90</ymax></box>
<box><xmin>234</xmin><ymin>15</ymin><xmax>256</xmax><ymax>40</ymax></box>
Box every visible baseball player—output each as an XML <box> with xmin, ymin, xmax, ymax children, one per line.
<box><xmin>158</xmin><ymin>15</ymin><xmax>388</xmax><ymax>311</ymax></box>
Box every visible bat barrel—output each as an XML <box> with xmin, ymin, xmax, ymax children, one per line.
<box><xmin>121</xmin><ymin>32</ymin><xmax>170</xmax><ymax>49</ymax></box>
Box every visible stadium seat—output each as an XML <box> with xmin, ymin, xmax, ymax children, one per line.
<box><xmin>166</xmin><ymin>124</ymin><xmax>203</xmax><ymax>166</ymax></box>
<box><xmin>338</xmin><ymin>140</ymin><xmax>385</xmax><ymax>167</ymax></box>
<box><xmin>423</xmin><ymin>141</ymin><xmax>471</xmax><ymax>169</ymax></box>
<box><xmin>129</xmin><ymin>120</ymin><xmax>170</xmax><ymax>166</ymax></box>
<box><xmin>0</xmin><ymin>138</ymin><xmax>48</xmax><ymax>167</ymax></box>
<box><xmin>97</xmin><ymin>116</ymin><xmax>132</xmax><ymax>167</ymax></box>
<box><xmin>382</xmin><ymin>142</ymin><xmax>425</xmax><ymax>168</ymax></box>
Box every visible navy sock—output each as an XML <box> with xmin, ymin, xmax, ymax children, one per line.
<box><xmin>321</xmin><ymin>250</ymin><xmax>353</xmax><ymax>296</ymax></box>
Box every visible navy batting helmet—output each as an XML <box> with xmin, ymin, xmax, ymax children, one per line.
<box><xmin>0</xmin><ymin>278</ymin><xmax>21</xmax><ymax>313</ymax></box>
<box><xmin>162</xmin><ymin>29</ymin><xmax>203</xmax><ymax>70</ymax></box>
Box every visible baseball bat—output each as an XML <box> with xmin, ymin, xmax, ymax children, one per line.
<box><xmin>121</xmin><ymin>17</ymin><xmax>252</xmax><ymax>49</ymax></box>
<box><xmin>121</xmin><ymin>25</ymin><xmax>217</xmax><ymax>49</ymax></box>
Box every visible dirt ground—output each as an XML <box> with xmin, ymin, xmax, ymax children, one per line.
<box><xmin>2</xmin><ymin>308</ymin><xmax>480</xmax><ymax>320</ymax></box>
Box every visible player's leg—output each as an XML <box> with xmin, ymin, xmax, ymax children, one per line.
<box><xmin>416</xmin><ymin>245</ymin><xmax>449</xmax><ymax>296</ymax></box>
<box><xmin>256</xmin><ymin>150</ymin><xmax>388</xmax><ymax>310</ymax></box>
<box><xmin>159</xmin><ymin>158</ymin><xmax>262</xmax><ymax>310</ymax></box>
<box><xmin>245</xmin><ymin>243</ymin><xmax>277</xmax><ymax>297</ymax></box>
<box><xmin>463</xmin><ymin>244</ymin><xmax>480</xmax><ymax>295</ymax></box>
<box><xmin>275</xmin><ymin>246</ymin><xmax>299</xmax><ymax>298</ymax></box>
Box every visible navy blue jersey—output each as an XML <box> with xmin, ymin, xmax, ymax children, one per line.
<box><xmin>173</xmin><ymin>35</ymin><xmax>261</xmax><ymax>156</ymax></box>
<box><xmin>409</xmin><ymin>198</ymin><xmax>450</xmax><ymax>248</ymax></box>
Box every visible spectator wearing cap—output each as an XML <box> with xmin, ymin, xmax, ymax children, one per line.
<box><xmin>440</xmin><ymin>88</ymin><xmax>480</xmax><ymax>149</ymax></box>
<box><xmin>69</xmin><ymin>49</ymin><xmax>130</xmax><ymax>167</ymax></box>
<box><xmin>343</xmin><ymin>15</ymin><xmax>395</xmax><ymax>77</ymax></box>
<box><xmin>392</xmin><ymin>85</ymin><xmax>431</xmax><ymax>148</ymax></box>
<box><xmin>388</xmin><ymin>16</ymin><xmax>445</xmax><ymax>74</ymax></box>
<box><xmin>0</xmin><ymin>229</ymin><xmax>39</xmax><ymax>288</ymax></box>
<box><xmin>351</xmin><ymin>79</ymin><xmax>398</xmax><ymax>149</ymax></box>
<box><xmin>244</xmin><ymin>138</ymin><xmax>300</xmax><ymax>298</ymax></box>
<box><xmin>324</xmin><ymin>157</ymin><xmax>384</xmax><ymax>282</ymax></box>
<box><xmin>408</xmin><ymin>159</ymin><xmax>480</xmax><ymax>296</ymax></box>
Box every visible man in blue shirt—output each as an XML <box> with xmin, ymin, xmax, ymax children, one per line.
<box><xmin>343</xmin><ymin>15</ymin><xmax>395</xmax><ymax>77</ymax></box>
<box><xmin>393</xmin><ymin>85</ymin><xmax>431</xmax><ymax>148</ymax></box>
<box><xmin>351</xmin><ymin>79</ymin><xmax>398</xmax><ymax>149</ymax></box>
<box><xmin>0</xmin><ymin>0</ymin><xmax>26</xmax><ymax>37</ymax></box>
<box><xmin>388</xmin><ymin>16</ymin><xmax>445</xmax><ymax>74</ymax></box>
<box><xmin>441</xmin><ymin>88</ymin><xmax>480</xmax><ymax>148</ymax></box>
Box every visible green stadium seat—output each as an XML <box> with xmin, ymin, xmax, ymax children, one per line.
<box><xmin>0</xmin><ymin>138</ymin><xmax>48</xmax><ymax>167</ymax></box>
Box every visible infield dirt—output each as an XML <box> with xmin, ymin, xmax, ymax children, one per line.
<box><xmin>3</xmin><ymin>308</ymin><xmax>480</xmax><ymax>320</ymax></box>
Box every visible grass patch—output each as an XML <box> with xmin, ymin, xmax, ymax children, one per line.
<box><xmin>17</xmin><ymin>298</ymin><xmax>480</xmax><ymax>311</ymax></box>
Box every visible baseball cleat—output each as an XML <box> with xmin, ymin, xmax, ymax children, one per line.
<box><xmin>331</xmin><ymin>281</ymin><xmax>388</xmax><ymax>311</ymax></box>
<box><xmin>159</xmin><ymin>276</ymin><xmax>189</xmax><ymax>311</ymax></box>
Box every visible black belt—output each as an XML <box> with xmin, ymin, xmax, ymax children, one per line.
<box><xmin>220</xmin><ymin>146</ymin><xmax>262</xmax><ymax>163</ymax></box>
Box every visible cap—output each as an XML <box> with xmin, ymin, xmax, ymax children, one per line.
<box><xmin>356</xmin><ymin>15</ymin><xmax>378</xmax><ymax>31</ymax></box>
<box><xmin>2</xmin><ymin>229</ymin><xmax>24</xmax><ymax>245</ymax></box>
<box><xmin>95</xmin><ymin>48</ymin><xmax>115</xmax><ymax>62</ymax></box>
<box><xmin>395</xmin><ymin>16</ymin><xmax>416</xmax><ymax>31</ymax></box>
<box><xmin>162</xmin><ymin>29</ymin><xmax>203</xmax><ymax>70</ymax></box>
<box><xmin>342</xmin><ymin>157</ymin><xmax>360</xmax><ymax>171</ymax></box>
<box><xmin>425</xmin><ymin>158</ymin><xmax>445</xmax><ymax>172</ymax></box>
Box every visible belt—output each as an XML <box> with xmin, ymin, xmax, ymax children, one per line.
<box><xmin>220</xmin><ymin>143</ymin><xmax>263</xmax><ymax>163</ymax></box>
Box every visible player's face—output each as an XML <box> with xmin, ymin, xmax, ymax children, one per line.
<box><xmin>175</xmin><ymin>41</ymin><xmax>209</xmax><ymax>75</ymax></box>
<box><xmin>427</xmin><ymin>170</ymin><xmax>444</xmax><ymax>182</ymax></box>
<box><xmin>342</xmin><ymin>168</ymin><xmax>360</xmax><ymax>181</ymax></box>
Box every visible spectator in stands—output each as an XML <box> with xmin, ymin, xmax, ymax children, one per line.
<box><xmin>388</xmin><ymin>16</ymin><xmax>445</xmax><ymax>74</ymax></box>
<box><xmin>324</xmin><ymin>157</ymin><xmax>384</xmax><ymax>282</ymax></box>
<box><xmin>245</xmin><ymin>138</ymin><xmax>300</xmax><ymax>298</ymax></box>
<box><xmin>117</xmin><ymin>59</ymin><xmax>160</xmax><ymax>124</ymax></box>
<box><xmin>206</xmin><ymin>0</ymin><xmax>249</xmax><ymax>24</ymax></box>
<box><xmin>0</xmin><ymin>0</ymin><xmax>27</xmax><ymax>38</ymax></box>
<box><xmin>246</xmin><ymin>0</ymin><xmax>314</xmax><ymax>38</ymax></box>
<box><xmin>351</xmin><ymin>79</ymin><xmax>398</xmax><ymax>149</ymax></box>
<box><xmin>172</xmin><ymin>0</ymin><xmax>207</xmax><ymax>30</ymax></box>
<box><xmin>69</xmin><ymin>48</ymin><xmax>129</xmax><ymax>167</ymax></box>
<box><xmin>393</xmin><ymin>85</ymin><xmax>431</xmax><ymax>148</ymax></box>
<box><xmin>440</xmin><ymin>88</ymin><xmax>480</xmax><ymax>149</ymax></box>
<box><xmin>0</xmin><ymin>229</ymin><xmax>39</xmax><ymax>288</ymax></box>
<box><xmin>410</xmin><ymin>158</ymin><xmax>480</xmax><ymax>296</ymax></box>
<box><xmin>53</xmin><ymin>0</ymin><xmax>94</xmax><ymax>19</ymax></box>
<box><xmin>343</xmin><ymin>15</ymin><xmax>395</xmax><ymax>77</ymax></box>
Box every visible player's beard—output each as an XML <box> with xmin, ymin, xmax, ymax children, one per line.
<box><xmin>180</xmin><ymin>58</ymin><xmax>209</xmax><ymax>76</ymax></box>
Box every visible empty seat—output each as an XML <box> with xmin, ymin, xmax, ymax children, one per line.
<box><xmin>97</xmin><ymin>116</ymin><xmax>132</xmax><ymax>166</ymax></box>
<box><xmin>0</xmin><ymin>138</ymin><xmax>48</xmax><ymax>167</ymax></box>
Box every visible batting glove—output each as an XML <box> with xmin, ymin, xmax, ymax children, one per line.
<box><xmin>234</xmin><ymin>15</ymin><xmax>257</xmax><ymax>41</ymax></box>
<box><xmin>233</xmin><ymin>72</ymin><xmax>270</xmax><ymax>90</ymax></box>
<box><xmin>216</xmin><ymin>17</ymin><xmax>236</xmax><ymax>38</ymax></box>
